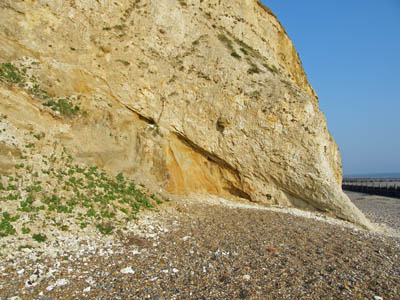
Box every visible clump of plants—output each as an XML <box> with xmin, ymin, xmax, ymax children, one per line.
<box><xmin>240</xmin><ymin>48</ymin><xmax>248</xmax><ymax>55</ymax></box>
<box><xmin>248</xmin><ymin>62</ymin><xmax>261</xmax><ymax>74</ymax></box>
<box><xmin>0</xmin><ymin>63</ymin><xmax>25</xmax><ymax>86</ymax></box>
<box><xmin>0</xmin><ymin>61</ymin><xmax>82</xmax><ymax>118</ymax></box>
<box><xmin>32</xmin><ymin>233</ymin><xmax>47</xmax><ymax>243</ymax></box>
<box><xmin>234</xmin><ymin>38</ymin><xmax>262</xmax><ymax>59</ymax></box>
<box><xmin>0</xmin><ymin>62</ymin><xmax>49</xmax><ymax>99</ymax></box>
<box><xmin>217</xmin><ymin>33</ymin><xmax>234</xmax><ymax>50</ymax></box>
<box><xmin>0</xmin><ymin>148</ymin><xmax>164</xmax><ymax>243</ymax></box>
<box><xmin>43</xmin><ymin>98</ymin><xmax>80</xmax><ymax>118</ymax></box>
<box><xmin>231</xmin><ymin>51</ymin><xmax>241</xmax><ymax>59</ymax></box>
<box><xmin>114</xmin><ymin>24</ymin><xmax>126</xmax><ymax>31</ymax></box>
<box><xmin>263</xmin><ymin>62</ymin><xmax>279</xmax><ymax>74</ymax></box>
<box><xmin>0</xmin><ymin>212</ymin><xmax>19</xmax><ymax>237</ymax></box>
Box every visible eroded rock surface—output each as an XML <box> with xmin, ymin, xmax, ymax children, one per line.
<box><xmin>0</xmin><ymin>0</ymin><xmax>372</xmax><ymax>228</ymax></box>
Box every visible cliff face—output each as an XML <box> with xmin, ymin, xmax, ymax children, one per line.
<box><xmin>0</xmin><ymin>0</ymin><xmax>372</xmax><ymax>228</ymax></box>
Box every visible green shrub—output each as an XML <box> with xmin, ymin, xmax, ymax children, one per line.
<box><xmin>0</xmin><ymin>212</ymin><xmax>19</xmax><ymax>237</ymax></box>
<box><xmin>28</xmin><ymin>83</ymin><xmax>49</xmax><ymax>99</ymax></box>
<box><xmin>21</xmin><ymin>226</ymin><xmax>31</xmax><ymax>234</ymax></box>
<box><xmin>96</xmin><ymin>222</ymin><xmax>114</xmax><ymax>235</ymax></box>
<box><xmin>0</xmin><ymin>150</ymin><xmax>165</xmax><ymax>239</ymax></box>
<box><xmin>0</xmin><ymin>61</ymin><xmax>50</xmax><ymax>99</ymax></box>
<box><xmin>231</xmin><ymin>51</ymin><xmax>241</xmax><ymax>59</ymax></box>
<box><xmin>32</xmin><ymin>233</ymin><xmax>47</xmax><ymax>243</ymax></box>
<box><xmin>42</xmin><ymin>98</ymin><xmax>80</xmax><ymax>118</ymax></box>
<box><xmin>0</xmin><ymin>63</ymin><xmax>25</xmax><ymax>85</ymax></box>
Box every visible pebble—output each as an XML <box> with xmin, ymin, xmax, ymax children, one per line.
<box><xmin>131</xmin><ymin>249</ymin><xmax>141</xmax><ymax>255</ymax></box>
<box><xmin>242</xmin><ymin>274</ymin><xmax>251</xmax><ymax>281</ymax></box>
<box><xmin>121</xmin><ymin>267</ymin><xmax>135</xmax><ymax>274</ymax></box>
<box><xmin>86</xmin><ymin>276</ymin><xmax>95</xmax><ymax>285</ymax></box>
<box><xmin>47</xmin><ymin>278</ymin><xmax>68</xmax><ymax>290</ymax></box>
<box><xmin>374</xmin><ymin>296</ymin><xmax>383</xmax><ymax>300</ymax></box>
<box><xmin>56</xmin><ymin>279</ymin><xmax>68</xmax><ymax>287</ymax></box>
<box><xmin>46</xmin><ymin>285</ymin><xmax>54</xmax><ymax>291</ymax></box>
<box><xmin>83</xmin><ymin>286</ymin><xmax>91</xmax><ymax>293</ymax></box>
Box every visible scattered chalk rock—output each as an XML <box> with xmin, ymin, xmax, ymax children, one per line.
<box><xmin>17</xmin><ymin>269</ymin><xmax>24</xmax><ymax>275</ymax></box>
<box><xmin>120</xmin><ymin>267</ymin><xmax>135</xmax><ymax>274</ymax></box>
<box><xmin>56</xmin><ymin>278</ymin><xmax>68</xmax><ymax>287</ymax></box>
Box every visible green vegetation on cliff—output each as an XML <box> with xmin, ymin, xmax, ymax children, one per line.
<box><xmin>0</xmin><ymin>146</ymin><xmax>164</xmax><ymax>242</ymax></box>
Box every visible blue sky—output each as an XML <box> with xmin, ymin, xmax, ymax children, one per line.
<box><xmin>262</xmin><ymin>1</ymin><xmax>400</xmax><ymax>176</ymax></box>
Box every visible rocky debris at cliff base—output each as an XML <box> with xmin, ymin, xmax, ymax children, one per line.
<box><xmin>347</xmin><ymin>191</ymin><xmax>400</xmax><ymax>235</ymax></box>
<box><xmin>190</xmin><ymin>194</ymin><xmax>398</xmax><ymax>237</ymax></box>
<box><xmin>0</xmin><ymin>198</ymin><xmax>398</xmax><ymax>300</ymax></box>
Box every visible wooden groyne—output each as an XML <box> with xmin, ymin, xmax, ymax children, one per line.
<box><xmin>342</xmin><ymin>178</ymin><xmax>400</xmax><ymax>199</ymax></box>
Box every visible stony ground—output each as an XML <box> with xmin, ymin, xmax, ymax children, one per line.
<box><xmin>0</xmin><ymin>195</ymin><xmax>399</xmax><ymax>300</ymax></box>
<box><xmin>347</xmin><ymin>191</ymin><xmax>400</xmax><ymax>234</ymax></box>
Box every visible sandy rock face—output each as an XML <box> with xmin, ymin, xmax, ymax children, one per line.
<box><xmin>0</xmin><ymin>0</ymin><xmax>372</xmax><ymax>228</ymax></box>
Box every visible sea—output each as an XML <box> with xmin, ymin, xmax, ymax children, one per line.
<box><xmin>344</xmin><ymin>172</ymin><xmax>400</xmax><ymax>179</ymax></box>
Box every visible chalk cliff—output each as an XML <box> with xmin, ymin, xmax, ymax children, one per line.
<box><xmin>0</xmin><ymin>0</ymin><xmax>372</xmax><ymax>228</ymax></box>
